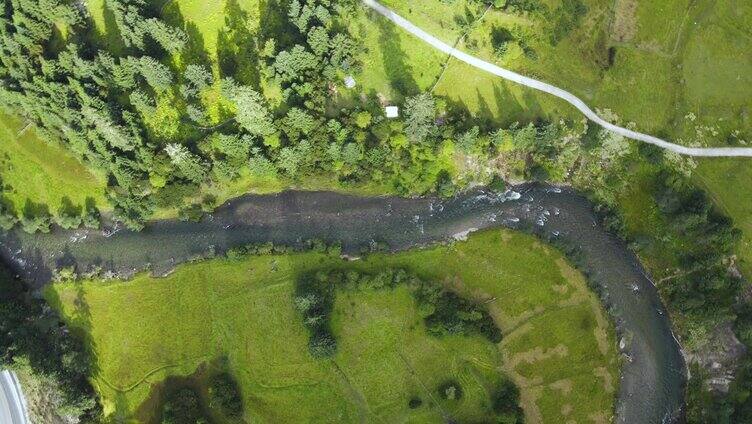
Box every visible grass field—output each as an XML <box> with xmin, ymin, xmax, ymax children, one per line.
<box><xmin>47</xmin><ymin>229</ymin><xmax>619</xmax><ymax>423</ymax></box>
<box><xmin>694</xmin><ymin>159</ymin><xmax>752</xmax><ymax>278</ymax></box>
<box><xmin>0</xmin><ymin>113</ymin><xmax>108</xmax><ymax>218</ymax></box>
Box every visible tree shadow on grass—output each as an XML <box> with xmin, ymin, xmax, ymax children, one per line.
<box><xmin>161</xmin><ymin>1</ymin><xmax>212</xmax><ymax>71</ymax></box>
<box><xmin>492</xmin><ymin>82</ymin><xmax>546</xmax><ymax>126</ymax></box>
<box><xmin>258</xmin><ymin>0</ymin><xmax>297</xmax><ymax>51</ymax></box>
<box><xmin>217</xmin><ymin>0</ymin><xmax>261</xmax><ymax>89</ymax></box>
<box><xmin>58</xmin><ymin>196</ymin><xmax>82</xmax><ymax>216</ymax></box>
<box><xmin>95</xmin><ymin>0</ymin><xmax>127</xmax><ymax>57</ymax></box>
<box><xmin>21</xmin><ymin>199</ymin><xmax>51</xmax><ymax>232</ymax></box>
<box><xmin>376</xmin><ymin>15</ymin><xmax>420</xmax><ymax>97</ymax></box>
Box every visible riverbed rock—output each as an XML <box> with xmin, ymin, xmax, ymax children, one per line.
<box><xmin>684</xmin><ymin>321</ymin><xmax>747</xmax><ymax>394</ymax></box>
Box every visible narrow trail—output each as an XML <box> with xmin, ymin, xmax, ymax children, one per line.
<box><xmin>362</xmin><ymin>0</ymin><xmax>752</xmax><ymax>158</ymax></box>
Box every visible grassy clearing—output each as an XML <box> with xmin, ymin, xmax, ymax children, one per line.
<box><xmin>163</xmin><ymin>0</ymin><xmax>261</xmax><ymax>61</ymax></box>
<box><xmin>0</xmin><ymin>113</ymin><xmax>108</xmax><ymax>217</ymax></box>
<box><xmin>47</xmin><ymin>229</ymin><xmax>618</xmax><ymax>423</ymax></box>
<box><xmin>694</xmin><ymin>159</ymin><xmax>752</xmax><ymax>277</ymax></box>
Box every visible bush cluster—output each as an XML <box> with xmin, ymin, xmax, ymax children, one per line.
<box><xmin>208</xmin><ymin>373</ymin><xmax>243</xmax><ymax>419</ymax></box>
<box><xmin>160</xmin><ymin>387</ymin><xmax>209</xmax><ymax>424</ymax></box>
<box><xmin>226</xmin><ymin>239</ymin><xmax>342</xmax><ymax>260</ymax></box>
<box><xmin>294</xmin><ymin>268</ymin><xmax>503</xmax><ymax>358</ymax></box>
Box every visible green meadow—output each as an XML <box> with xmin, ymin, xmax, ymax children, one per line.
<box><xmin>0</xmin><ymin>113</ymin><xmax>108</xmax><ymax>218</ymax></box>
<box><xmin>47</xmin><ymin>230</ymin><xmax>619</xmax><ymax>423</ymax></box>
<box><xmin>694</xmin><ymin>159</ymin><xmax>752</xmax><ymax>277</ymax></box>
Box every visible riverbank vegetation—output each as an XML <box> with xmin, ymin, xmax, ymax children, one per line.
<box><xmin>0</xmin><ymin>265</ymin><xmax>100</xmax><ymax>421</ymax></box>
<box><xmin>46</xmin><ymin>229</ymin><xmax>618</xmax><ymax>422</ymax></box>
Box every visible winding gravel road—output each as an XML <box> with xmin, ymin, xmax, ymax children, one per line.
<box><xmin>0</xmin><ymin>371</ymin><xmax>28</xmax><ymax>424</ymax></box>
<box><xmin>362</xmin><ymin>0</ymin><xmax>752</xmax><ymax>158</ymax></box>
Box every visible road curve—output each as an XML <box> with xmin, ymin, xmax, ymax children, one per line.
<box><xmin>362</xmin><ymin>0</ymin><xmax>752</xmax><ymax>158</ymax></box>
<box><xmin>0</xmin><ymin>371</ymin><xmax>28</xmax><ymax>424</ymax></box>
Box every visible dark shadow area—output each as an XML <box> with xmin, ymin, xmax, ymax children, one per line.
<box><xmin>59</xmin><ymin>197</ymin><xmax>82</xmax><ymax>217</ymax></box>
<box><xmin>258</xmin><ymin>0</ymin><xmax>296</xmax><ymax>51</ymax></box>
<box><xmin>491</xmin><ymin>82</ymin><xmax>547</xmax><ymax>127</ymax></box>
<box><xmin>32</xmin><ymin>275</ymin><xmax>101</xmax><ymax>419</ymax></box>
<box><xmin>161</xmin><ymin>2</ymin><xmax>212</xmax><ymax>71</ymax></box>
<box><xmin>137</xmin><ymin>359</ymin><xmax>245</xmax><ymax>424</ymax></box>
<box><xmin>55</xmin><ymin>245</ymin><xmax>79</xmax><ymax>270</ymax></box>
<box><xmin>475</xmin><ymin>89</ymin><xmax>493</xmax><ymax>130</ymax></box>
<box><xmin>376</xmin><ymin>15</ymin><xmax>420</xmax><ymax>97</ymax></box>
<box><xmin>217</xmin><ymin>0</ymin><xmax>261</xmax><ymax>88</ymax></box>
<box><xmin>22</xmin><ymin>199</ymin><xmax>50</xmax><ymax>219</ymax></box>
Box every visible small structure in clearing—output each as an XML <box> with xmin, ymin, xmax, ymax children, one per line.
<box><xmin>344</xmin><ymin>75</ymin><xmax>356</xmax><ymax>89</ymax></box>
<box><xmin>385</xmin><ymin>106</ymin><xmax>399</xmax><ymax>118</ymax></box>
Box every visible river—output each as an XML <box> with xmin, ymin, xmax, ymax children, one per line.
<box><xmin>0</xmin><ymin>183</ymin><xmax>685</xmax><ymax>423</ymax></box>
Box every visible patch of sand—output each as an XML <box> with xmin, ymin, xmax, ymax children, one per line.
<box><xmin>550</xmin><ymin>379</ymin><xmax>573</xmax><ymax>395</ymax></box>
<box><xmin>561</xmin><ymin>403</ymin><xmax>573</xmax><ymax>416</ymax></box>
<box><xmin>509</xmin><ymin>344</ymin><xmax>569</xmax><ymax>373</ymax></box>
<box><xmin>589</xmin><ymin>411</ymin><xmax>610</xmax><ymax>424</ymax></box>
<box><xmin>611</xmin><ymin>0</ymin><xmax>638</xmax><ymax>43</ymax></box>
<box><xmin>519</xmin><ymin>385</ymin><xmax>543</xmax><ymax>424</ymax></box>
<box><xmin>594</xmin><ymin>366</ymin><xmax>615</xmax><ymax>393</ymax></box>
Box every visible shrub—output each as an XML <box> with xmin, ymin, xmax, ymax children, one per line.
<box><xmin>492</xmin><ymin>379</ymin><xmax>524</xmax><ymax>422</ymax></box>
<box><xmin>82</xmin><ymin>203</ymin><xmax>100</xmax><ymax>230</ymax></box>
<box><xmin>295</xmin><ymin>273</ymin><xmax>336</xmax><ymax>358</ymax></box>
<box><xmin>0</xmin><ymin>202</ymin><xmax>17</xmax><ymax>230</ymax></box>
<box><xmin>408</xmin><ymin>396</ymin><xmax>423</xmax><ymax>409</ymax></box>
<box><xmin>208</xmin><ymin>373</ymin><xmax>243</xmax><ymax>418</ymax></box>
<box><xmin>438</xmin><ymin>380</ymin><xmax>463</xmax><ymax>400</ymax></box>
<box><xmin>20</xmin><ymin>211</ymin><xmax>52</xmax><ymax>233</ymax></box>
<box><xmin>178</xmin><ymin>204</ymin><xmax>203</xmax><ymax>222</ymax></box>
<box><xmin>55</xmin><ymin>210</ymin><xmax>82</xmax><ymax>229</ymax></box>
<box><xmin>161</xmin><ymin>388</ymin><xmax>208</xmax><ymax>424</ymax></box>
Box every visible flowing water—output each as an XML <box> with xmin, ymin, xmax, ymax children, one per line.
<box><xmin>0</xmin><ymin>184</ymin><xmax>685</xmax><ymax>423</ymax></box>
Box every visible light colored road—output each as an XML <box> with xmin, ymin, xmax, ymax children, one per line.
<box><xmin>362</xmin><ymin>0</ymin><xmax>752</xmax><ymax>158</ymax></box>
<box><xmin>0</xmin><ymin>371</ymin><xmax>28</xmax><ymax>424</ymax></box>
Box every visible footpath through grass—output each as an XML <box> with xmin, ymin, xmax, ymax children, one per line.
<box><xmin>46</xmin><ymin>229</ymin><xmax>619</xmax><ymax>423</ymax></box>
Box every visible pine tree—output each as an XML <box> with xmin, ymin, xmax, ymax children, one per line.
<box><xmin>404</xmin><ymin>93</ymin><xmax>437</xmax><ymax>144</ymax></box>
<box><xmin>165</xmin><ymin>144</ymin><xmax>207</xmax><ymax>183</ymax></box>
<box><xmin>227</xmin><ymin>84</ymin><xmax>276</xmax><ymax>137</ymax></box>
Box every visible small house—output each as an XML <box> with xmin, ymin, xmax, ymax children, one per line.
<box><xmin>385</xmin><ymin>106</ymin><xmax>399</xmax><ymax>118</ymax></box>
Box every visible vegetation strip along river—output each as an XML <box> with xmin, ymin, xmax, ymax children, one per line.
<box><xmin>0</xmin><ymin>184</ymin><xmax>685</xmax><ymax>423</ymax></box>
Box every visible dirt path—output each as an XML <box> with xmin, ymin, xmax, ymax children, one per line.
<box><xmin>362</xmin><ymin>0</ymin><xmax>752</xmax><ymax>158</ymax></box>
